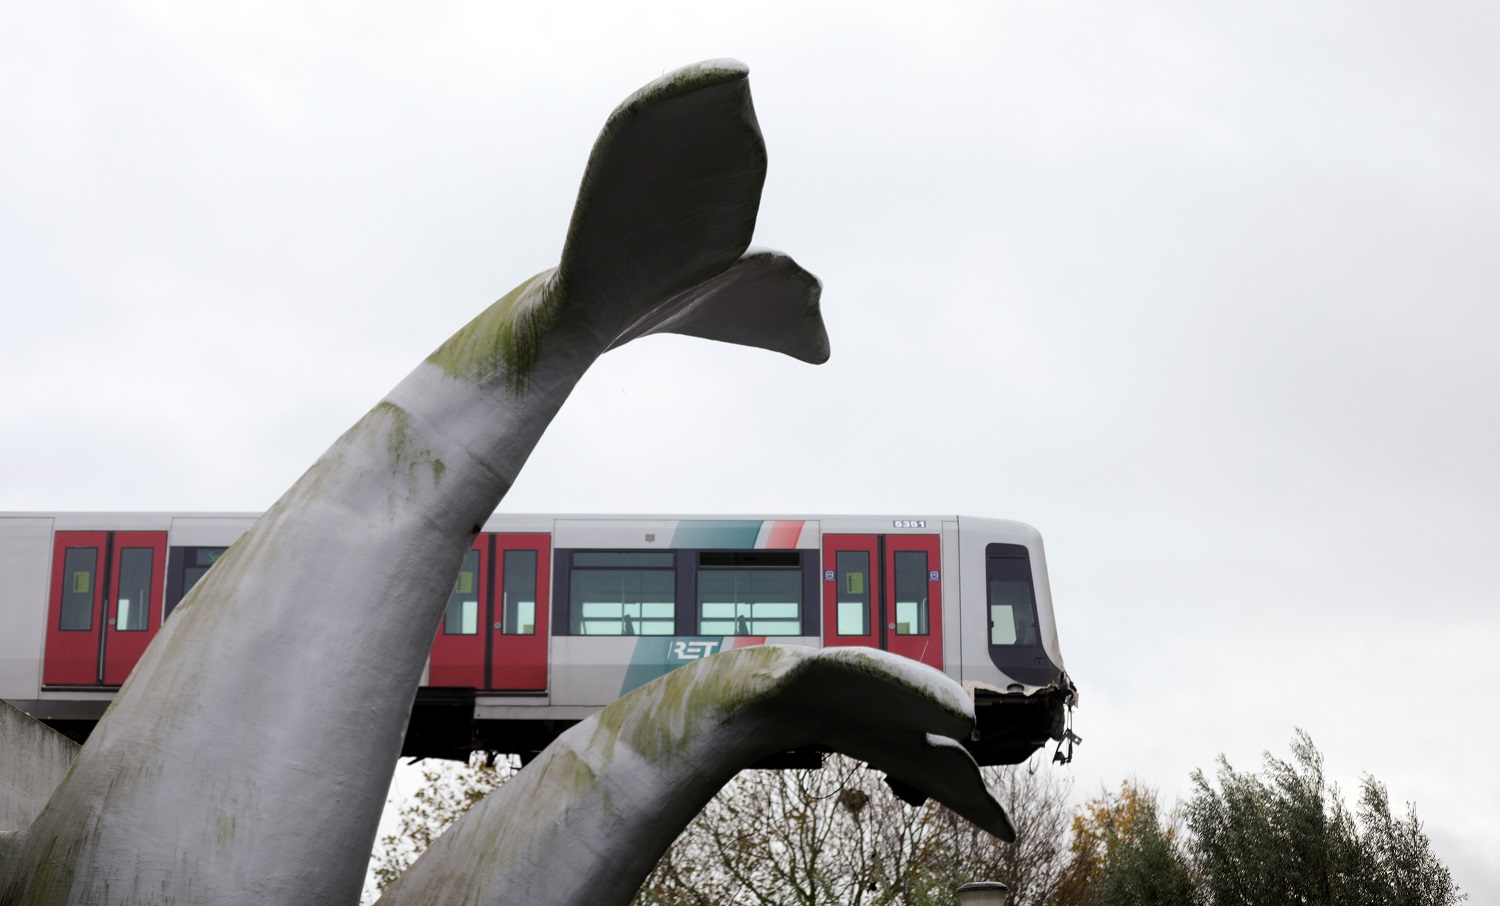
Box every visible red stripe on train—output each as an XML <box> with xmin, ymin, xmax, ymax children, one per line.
<box><xmin>765</xmin><ymin>520</ymin><xmax>804</xmax><ymax>549</ymax></box>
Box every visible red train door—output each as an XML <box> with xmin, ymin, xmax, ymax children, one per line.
<box><xmin>429</xmin><ymin>536</ymin><xmax>490</xmax><ymax>687</ymax></box>
<box><xmin>823</xmin><ymin>534</ymin><xmax>879</xmax><ymax>651</ymax></box>
<box><xmin>43</xmin><ymin>531</ymin><xmax>168</xmax><ymax>686</ymax></box>
<box><xmin>821</xmin><ymin>533</ymin><xmax>943</xmax><ymax>670</ymax></box>
<box><xmin>883</xmin><ymin>534</ymin><xmax>943</xmax><ymax>670</ymax></box>
<box><xmin>488</xmin><ymin>534</ymin><xmax>549</xmax><ymax>691</ymax></box>
<box><xmin>43</xmin><ymin>532</ymin><xmax>107</xmax><ymax>685</ymax></box>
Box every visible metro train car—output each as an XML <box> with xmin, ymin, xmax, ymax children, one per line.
<box><xmin>0</xmin><ymin>512</ymin><xmax>1077</xmax><ymax>766</ymax></box>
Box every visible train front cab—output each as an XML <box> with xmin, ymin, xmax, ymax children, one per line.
<box><xmin>956</xmin><ymin>516</ymin><xmax>1076</xmax><ymax>766</ymax></box>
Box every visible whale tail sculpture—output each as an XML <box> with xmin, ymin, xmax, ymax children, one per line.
<box><xmin>424</xmin><ymin>59</ymin><xmax>829</xmax><ymax>393</ymax></box>
<box><xmin>1</xmin><ymin>61</ymin><xmax>1009</xmax><ymax>906</ymax></box>
<box><xmin>374</xmin><ymin>646</ymin><xmax>1015</xmax><ymax>906</ymax></box>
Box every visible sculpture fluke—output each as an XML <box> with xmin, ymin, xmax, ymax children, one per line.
<box><xmin>374</xmin><ymin>646</ymin><xmax>1013</xmax><ymax>906</ymax></box>
<box><xmin>2</xmin><ymin>60</ymin><xmax>823</xmax><ymax>905</ymax></box>
<box><xmin>423</xmin><ymin>58</ymin><xmax>827</xmax><ymax>391</ymax></box>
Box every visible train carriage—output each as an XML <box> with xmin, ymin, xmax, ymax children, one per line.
<box><xmin>0</xmin><ymin>513</ymin><xmax>1076</xmax><ymax>766</ymax></box>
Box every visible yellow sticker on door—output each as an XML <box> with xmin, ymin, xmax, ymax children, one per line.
<box><xmin>72</xmin><ymin>572</ymin><xmax>91</xmax><ymax>594</ymax></box>
<box><xmin>844</xmin><ymin>572</ymin><xmax>864</xmax><ymax>595</ymax></box>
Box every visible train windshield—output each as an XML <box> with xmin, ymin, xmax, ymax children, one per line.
<box><xmin>984</xmin><ymin>543</ymin><xmax>1058</xmax><ymax>686</ymax></box>
<box><xmin>988</xmin><ymin>557</ymin><xmax>1038</xmax><ymax>646</ymax></box>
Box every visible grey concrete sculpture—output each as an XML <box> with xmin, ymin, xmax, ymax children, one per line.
<box><xmin>376</xmin><ymin>646</ymin><xmax>1014</xmax><ymax>906</ymax></box>
<box><xmin>0</xmin><ymin>60</ymin><xmax>1011</xmax><ymax>905</ymax></box>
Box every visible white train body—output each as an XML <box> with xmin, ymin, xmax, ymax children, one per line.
<box><xmin>0</xmin><ymin>513</ymin><xmax>1075</xmax><ymax>765</ymax></box>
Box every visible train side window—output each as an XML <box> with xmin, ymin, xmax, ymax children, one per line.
<box><xmin>501</xmin><ymin>550</ymin><xmax>537</xmax><ymax>635</ymax></box>
<box><xmin>892</xmin><ymin>550</ymin><xmax>929</xmax><ymax>636</ymax></box>
<box><xmin>115</xmin><ymin>548</ymin><xmax>154</xmax><ymax>632</ymax></box>
<box><xmin>444</xmin><ymin>550</ymin><xmax>481</xmax><ymax>635</ymax></box>
<box><xmin>835</xmin><ymin>551</ymin><xmax>870</xmax><ymax>636</ymax></box>
<box><xmin>59</xmin><ymin>548</ymin><xmax>98</xmax><ymax>631</ymax></box>
<box><xmin>988</xmin><ymin>555</ymin><xmax>1039</xmax><ymax>646</ymax></box>
<box><xmin>569</xmin><ymin>551</ymin><xmax>675</xmax><ymax>635</ymax></box>
<box><xmin>164</xmin><ymin>547</ymin><xmax>227</xmax><ymax>620</ymax></box>
<box><xmin>697</xmin><ymin>552</ymin><xmax>801</xmax><ymax>636</ymax></box>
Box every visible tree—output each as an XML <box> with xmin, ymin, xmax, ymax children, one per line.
<box><xmin>1053</xmin><ymin>781</ymin><xmax>1193</xmax><ymax>906</ymax></box>
<box><xmin>1355</xmin><ymin>777</ymin><xmax>1461</xmax><ymax>906</ymax></box>
<box><xmin>1185</xmin><ymin>730</ymin><xmax>1464</xmax><ymax>906</ymax></box>
<box><xmin>366</xmin><ymin>753</ymin><xmax>516</xmax><ymax>899</ymax></box>
<box><xmin>1087</xmin><ymin>798</ymin><xmax>1195</xmax><ymax>906</ymax></box>
<box><xmin>910</xmin><ymin>764</ymin><xmax>1075</xmax><ymax>906</ymax></box>
<box><xmin>635</xmin><ymin>755</ymin><xmax>961</xmax><ymax>906</ymax></box>
<box><xmin>634</xmin><ymin>756</ymin><xmax>884</xmax><ymax>905</ymax></box>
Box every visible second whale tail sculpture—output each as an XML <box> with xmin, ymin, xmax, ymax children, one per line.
<box><xmin>1</xmin><ymin>61</ymin><xmax>1010</xmax><ymax>906</ymax></box>
<box><xmin>375</xmin><ymin>646</ymin><xmax>1015</xmax><ymax>906</ymax></box>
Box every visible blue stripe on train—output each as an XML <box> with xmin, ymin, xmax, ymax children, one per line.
<box><xmin>668</xmin><ymin>520</ymin><xmax>763</xmax><ymax>549</ymax></box>
<box><xmin>619</xmin><ymin>636</ymin><xmax>728</xmax><ymax>696</ymax></box>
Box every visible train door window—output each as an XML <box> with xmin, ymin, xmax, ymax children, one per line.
<box><xmin>114</xmin><ymin>548</ymin><xmax>154</xmax><ymax>632</ymax></box>
<box><xmin>165</xmin><ymin>547</ymin><xmax>227</xmax><ymax>619</ymax></box>
<box><xmin>444</xmin><ymin>549</ymin><xmax>481</xmax><ymax>635</ymax></box>
<box><xmin>988</xmin><ymin>552</ymin><xmax>1038</xmax><ymax>646</ymax></box>
<box><xmin>59</xmin><ymin>547</ymin><xmax>98</xmax><ymax>631</ymax></box>
<box><xmin>501</xmin><ymin>549</ymin><xmax>537</xmax><ymax>635</ymax></box>
<box><xmin>891</xmin><ymin>550</ymin><xmax>929</xmax><ymax>636</ymax></box>
<box><xmin>569</xmin><ymin>552</ymin><xmax>675</xmax><ymax>635</ymax></box>
<box><xmin>835</xmin><ymin>551</ymin><xmax>870</xmax><ymax>636</ymax></box>
<box><xmin>697</xmin><ymin>552</ymin><xmax>802</xmax><ymax>636</ymax></box>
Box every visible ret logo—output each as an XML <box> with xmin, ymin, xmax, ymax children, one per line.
<box><xmin>669</xmin><ymin>639</ymin><xmax>722</xmax><ymax>661</ymax></box>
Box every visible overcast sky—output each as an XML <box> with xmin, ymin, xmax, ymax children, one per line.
<box><xmin>3</xmin><ymin>1</ymin><xmax>1496</xmax><ymax>898</ymax></box>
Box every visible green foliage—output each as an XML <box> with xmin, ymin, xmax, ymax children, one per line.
<box><xmin>1355</xmin><ymin>778</ymin><xmax>1460</xmax><ymax>906</ymax></box>
<box><xmin>1088</xmin><ymin>798</ymin><xmax>1195</xmax><ymax>906</ymax></box>
<box><xmin>1053</xmin><ymin>781</ymin><xmax>1194</xmax><ymax>906</ymax></box>
<box><xmin>1185</xmin><ymin>730</ymin><xmax>1464</xmax><ymax>906</ymax></box>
